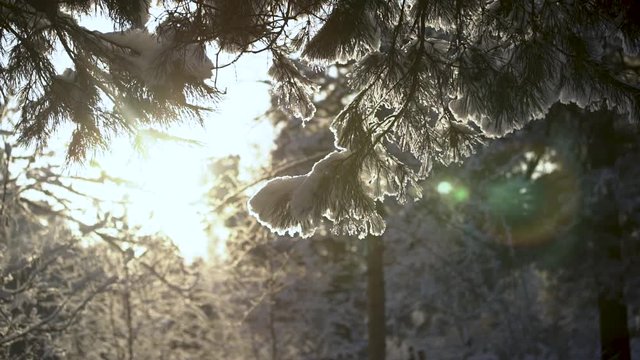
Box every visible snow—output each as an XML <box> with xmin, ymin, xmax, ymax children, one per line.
<box><xmin>98</xmin><ymin>29</ymin><xmax>213</xmax><ymax>87</ymax></box>
<box><xmin>290</xmin><ymin>150</ymin><xmax>350</xmax><ymax>218</ymax></box>
<box><xmin>248</xmin><ymin>174</ymin><xmax>309</xmax><ymax>236</ymax></box>
<box><xmin>249</xmin><ymin>149</ymin><xmax>388</xmax><ymax>239</ymax></box>
<box><xmin>558</xmin><ymin>86</ymin><xmax>595</xmax><ymax>109</ymax></box>
<box><xmin>449</xmin><ymin>120</ymin><xmax>478</xmax><ymax>135</ymax></box>
<box><xmin>425</xmin><ymin>38</ymin><xmax>450</xmax><ymax>55</ymax></box>
<box><xmin>249</xmin><ymin>151</ymin><xmax>352</xmax><ymax>238</ymax></box>
<box><xmin>268</xmin><ymin>56</ymin><xmax>317</xmax><ymax>122</ymax></box>
<box><xmin>448</xmin><ymin>98</ymin><xmax>469</xmax><ymax>119</ymax></box>
<box><xmin>57</xmin><ymin>68</ymin><xmax>77</xmax><ymax>82</ymax></box>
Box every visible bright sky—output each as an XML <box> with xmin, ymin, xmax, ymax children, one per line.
<box><xmin>104</xmin><ymin>81</ymin><xmax>272</xmax><ymax>262</ymax></box>
<box><xmin>48</xmin><ymin>57</ymin><xmax>274</xmax><ymax>262</ymax></box>
<box><xmin>42</xmin><ymin>12</ymin><xmax>276</xmax><ymax>262</ymax></box>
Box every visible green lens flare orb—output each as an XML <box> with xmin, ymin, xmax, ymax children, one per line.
<box><xmin>436</xmin><ymin>181</ymin><xmax>453</xmax><ymax>194</ymax></box>
<box><xmin>453</xmin><ymin>187</ymin><xmax>470</xmax><ymax>202</ymax></box>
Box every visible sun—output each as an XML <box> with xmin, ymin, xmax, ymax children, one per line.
<box><xmin>52</xmin><ymin>55</ymin><xmax>274</xmax><ymax>262</ymax></box>
<box><xmin>47</xmin><ymin>11</ymin><xmax>275</xmax><ymax>262</ymax></box>
<box><xmin>436</xmin><ymin>181</ymin><xmax>453</xmax><ymax>194</ymax></box>
<box><xmin>96</xmin><ymin>80</ymin><xmax>273</xmax><ymax>262</ymax></box>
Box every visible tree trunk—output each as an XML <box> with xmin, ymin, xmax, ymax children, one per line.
<box><xmin>598</xmin><ymin>293</ymin><xmax>631</xmax><ymax>360</ymax></box>
<box><xmin>598</xmin><ymin>243</ymin><xmax>630</xmax><ymax>360</ymax></box>
<box><xmin>123</xmin><ymin>263</ymin><xmax>135</xmax><ymax>360</ymax></box>
<box><xmin>366</xmin><ymin>235</ymin><xmax>386</xmax><ymax>360</ymax></box>
<box><xmin>583</xmin><ymin>110</ymin><xmax>631</xmax><ymax>360</ymax></box>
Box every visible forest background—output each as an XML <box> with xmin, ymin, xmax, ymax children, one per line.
<box><xmin>1</xmin><ymin>1</ymin><xmax>640</xmax><ymax>359</ymax></box>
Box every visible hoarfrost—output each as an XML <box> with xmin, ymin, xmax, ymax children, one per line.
<box><xmin>449</xmin><ymin>120</ymin><xmax>479</xmax><ymax>135</ymax></box>
<box><xmin>249</xmin><ymin>151</ymin><xmax>355</xmax><ymax>238</ymax></box>
<box><xmin>248</xmin><ymin>175</ymin><xmax>313</xmax><ymax>237</ymax></box>
<box><xmin>98</xmin><ymin>29</ymin><xmax>213</xmax><ymax>88</ymax></box>
<box><xmin>290</xmin><ymin>150</ymin><xmax>350</xmax><ymax>219</ymax></box>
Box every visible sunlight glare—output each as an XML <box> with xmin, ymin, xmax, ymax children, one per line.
<box><xmin>47</xmin><ymin>12</ymin><xmax>275</xmax><ymax>262</ymax></box>
<box><xmin>48</xmin><ymin>59</ymin><xmax>273</xmax><ymax>262</ymax></box>
<box><xmin>437</xmin><ymin>181</ymin><xmax>453</xmax><ymax>194</ymax></box>
<box><xmin>93</xmin><ymin>78</ymin><xmax>273</xmax><ymax>262</ymax></box>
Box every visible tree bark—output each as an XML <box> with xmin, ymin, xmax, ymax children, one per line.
<box><xmin>583</xmin><ymin>110</ymin><xmax>631</xmax><ymax>360</ymax></box>
<box><xmin>123</xmin><ymin>263</ymin><xmax>135</xmax><ymax>360</ymax></box>
<box><xmin>366</xmin><ymin>235</ymin><xmax>386</xmax><ymax>360</ymax></box>
<box><xmin>598</xmin><ymin>243</ymin><xmax>630</xmax><ymax>360</ymax></box>
<box><xmin>598</xmin><ymin>292</ymin><xmax>631</xmax><ymax>360</ymax></box>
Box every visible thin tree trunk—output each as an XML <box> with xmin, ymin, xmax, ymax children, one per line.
<box><xmin>123</xmin><ymin>264</ymin><xmax>134</xmax><ymax>360</ymax></box>
<box><xmin>267</xmin><ymin>257</ymin><xmax>278</xmax><ymax>360</ymax></box>
<box><xmin>366</xmin><ymin>235</ymin><xmax>385</xmax><ymax>360</ymax></box>
<box><xmin>584</xmin><ymin>110</ymin><xmax>631</xmax><ymax>360</ymax></box>
<box><xmin>598</xmin><ymin>242</ymin><xmax>630</xmax><ymax>360</ymax></box>
<box><xmin>598</xmin><ymin>293</ymin><xmax>631</xmax><ymax>360</ymax></box>
<box><xmin>268</xmin><ymin>295</ymin><xmax>278</xmax><ymax>360</ymax></box>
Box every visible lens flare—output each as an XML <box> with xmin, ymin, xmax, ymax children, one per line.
<box><xmin>486</xmin><ymin>170</ymin><xmax>579</xmax><ymax>248</ymax></box>
<box><xmin>437</xmin><ymin>181</ymin><xmax>453</xmax><ymax>194</ymax></box>
<box><xmin>453</xmin><ymin>187</ymin><xmax>470</xmax><ymax>202</ymax></box>
<box><xmin>437</xmin><ymin>181</ymin><xmax>470</xmax><ymax>203</ymax></box>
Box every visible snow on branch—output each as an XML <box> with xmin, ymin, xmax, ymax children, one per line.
<box><xmin>268</xmin><ymin>52</ymin><xmax>317</xmax><ymax>122</ymax></box>
<box><xmin>302</xmin><ymin>0</ymin><xmax>381</xmax><ymax>62</ymax></box>
<box><xmin>249</xmin><ymin>150</ymin><xmax>386</xmax><ymax>239</ymax></box>
<box><xmin>97</xmin><ymin>28</ymin><xmax>214</xmax><ymax>89</ymax></box>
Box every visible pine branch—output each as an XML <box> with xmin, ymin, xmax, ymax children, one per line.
<box><xmin>212</xmin><ymin>150</ymin><xmax>329</xmax><ymax>213</ymax></box>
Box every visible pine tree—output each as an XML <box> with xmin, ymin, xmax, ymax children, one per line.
<box><xmin>241</xmin><ymin>0</ymin><xmax>640</xmax><ymax>238</ymax></box>
<box><xmin>3</xmin><ymin>1</ymin><xmax>639</xmax><ymax>235</ymax></box>
<box><xmin>1</xmin><ymin>0</ymin><xmax>217</xmax><ymax>161</ymax></box>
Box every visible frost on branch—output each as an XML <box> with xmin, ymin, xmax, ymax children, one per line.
<box><xmin>268</xmin><ymin>53</ymin><xmax>317</xmax><ymax>122</ymax></box>
<box><xmin>18</xmin><ymin>68</ymin><xmax>105</xmax><ymax>161</ymax></box>
<box><xmin>248</xmin><ymin>175</ymin><xmax>310</xmax><ymax>237</ymax></box>
<box><xmin>302</xmin><ymin>0</ymin><xmax>381</xmax><ymax>63</ymax></box>
<box><xmin>98</xmin><ymin>28</ymin><xmax>214</xmax><ymax>92</ymax></box>
<box><xmin>249</xmin><ymin>151</ymin><xmax>386</xmax><ymax>239</ymax></box>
